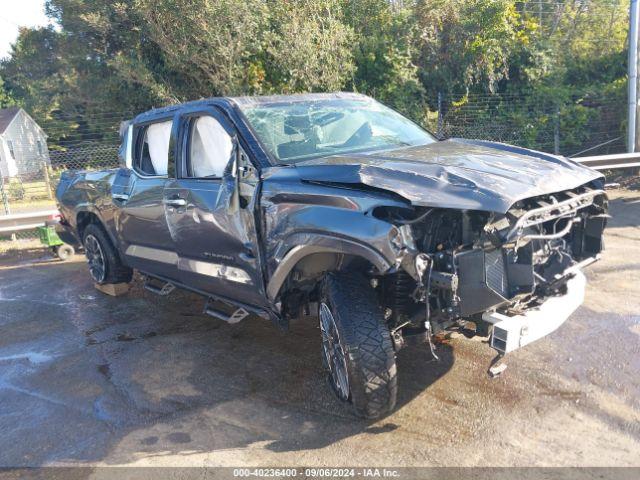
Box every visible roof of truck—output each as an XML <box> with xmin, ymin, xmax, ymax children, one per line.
<box><xmin>230</xmin><ymin>92</ymin><xmax>369</xmax><ymax>107</ymax></box>
<box><xmin>132</xmin><ymin>92</ymin><xmax>371</xmax><ymax>123</ymax></box>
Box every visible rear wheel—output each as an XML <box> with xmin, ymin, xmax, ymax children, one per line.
<box><xmin>319</xmin><ymin>271</ymin><xmax>397</xmax><ymax>419</ymax></box>
<box><xmin>82</xmin><ymin>223</ymin><xmax>132</xmax><ymax>285</ymax></box>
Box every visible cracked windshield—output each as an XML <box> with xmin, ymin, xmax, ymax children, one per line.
<box><xmin>239</xmin><ymin>97</ymin><xmax>436</xmax><ymax>164</ymax></box>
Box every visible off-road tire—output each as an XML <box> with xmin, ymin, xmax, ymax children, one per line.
<box><xmin>82</xmin><ymin>223</ymin><xmax>132</xmax><ymax>285</ymax></box>
<box><xmin>320</xmin><ymin>271</ymin><xmax>398</xmax><ymax>419</ymax></box>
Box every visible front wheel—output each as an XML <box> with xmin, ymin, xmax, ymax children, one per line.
<box><xmin>319</xmin><ymin>271</ymin><xmax>397</xmax><ymax>419</ymax></box>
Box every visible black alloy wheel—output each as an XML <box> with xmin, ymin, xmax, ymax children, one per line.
<box><xmin>319</xmin><ymin>301</ymin><xmax>350</xmax><ymax>401</ymax></box>
<box><xmin>84</xmin><ymin>233</ymin><xmax>106</xmax><ymax>283</ymax></box>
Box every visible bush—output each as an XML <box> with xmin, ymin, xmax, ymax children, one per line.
<box><xmin>7</xmin><ymin>180</ymin><xmax>25</xmax><ymax>201</ymax></box>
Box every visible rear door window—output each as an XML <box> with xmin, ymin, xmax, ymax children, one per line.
<box><xmin>135</xmin><ymin>120</ymin><xmax>173</xmax><ymax>176</ymax></box>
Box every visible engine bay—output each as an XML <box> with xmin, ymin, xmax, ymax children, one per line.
<box><xmin>374</xmin><ymin>184</ymin><xmax>608</xmax><ymax>346</ymax></box>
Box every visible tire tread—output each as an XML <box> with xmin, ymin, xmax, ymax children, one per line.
<box><xmin>322</xmin><ymin>271</ymin><xmax>397</xmax><ymax>419</ymax></box>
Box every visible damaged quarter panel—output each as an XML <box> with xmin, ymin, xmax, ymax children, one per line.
<box><xmin>56</xmin><ymin>168</ymin><xmax>123</xmax><ymax>244</ymax></box>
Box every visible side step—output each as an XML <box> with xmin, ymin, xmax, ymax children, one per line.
<box><xmin>203</xmin><ymin>298</ymin><xmax>249</xmax><ymax>324</ymax></box>
<box><xmin>143</xmin><ymin>277</ymin><xmax>176</xmax><ymax>296</ymax></box>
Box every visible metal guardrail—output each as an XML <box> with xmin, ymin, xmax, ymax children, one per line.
<box><xmin>0</xmin><ymin>210</ymin><xmax>58</xmax><ymax>235</ymax></box>
<box><xmin>574</xmin><ymin>152</ymin><xmax>640</xmax><ymax>170</ymax></box>
<box><xmin>0</xmin><ymin>152</ymin><xmax>636</xmax><ymax>238</ymax></box>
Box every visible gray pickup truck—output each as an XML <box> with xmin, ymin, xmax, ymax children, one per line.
<box><xmin>56</xmin><ymin>92</ymin><xmax>607</xmax><ymax>418</ymax></box>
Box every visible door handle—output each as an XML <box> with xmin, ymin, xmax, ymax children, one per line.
<box><xmin>163</xmin><ymin>198</ymin><xmax>187</xmax><ymax>207</ymax></box>
<box><xmin>112</xmin><ymin>193</ymin><xmax>130</xmax><ymax>202</ymax></box>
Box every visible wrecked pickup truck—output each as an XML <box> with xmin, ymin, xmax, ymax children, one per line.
<box><xmin>56</xmin><ymin>93</ymin><xmax>608</xmax><ymax>418</ymax></box>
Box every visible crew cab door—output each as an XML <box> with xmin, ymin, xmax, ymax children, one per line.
<box><xmin>112</xmin><ymin>117</ymin><xmax>179</xmax><ymax>280</ymax></box>
<box><xmin>164</xmin><ymin>106</ymin><xmax>266</xmax><ymax>307</ymax></box>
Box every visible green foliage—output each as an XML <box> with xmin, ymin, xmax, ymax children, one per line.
<box><xmin>343</xmin><ymin>0</ymin><xmax>428</xmax><ymax>122</ymax></box>
<box><xmin>7</xmin><ymin>180</ymin><xmax>25</xmax><ymax>201</ymax></box>
<box><xmin>133</xmin><ymin>0</ymin><xmax>356</xmax><ymax>97</ymax></box>
<box><xmin>0</xmin><ymin>76</ymin><xmax>16</xmax><ymax>108</ymax></box>
<box><xmin>0</xmin><ymin>0</ymin><xmax>630</xmax><ymax>155</ymax></box>
<box><xmin>134</xmin><ymin>0</ymin><xmax>270</xmax><ymax>98</ymax></box>
<box><xmin>264</xmin><ymin>0</ymin><xmax>356</xmax><ymax>93</ymax></box>
<box><xmin>414</xmin><ymin>0</ymin><xmax>532</xmax><ymax>99</ymax></box>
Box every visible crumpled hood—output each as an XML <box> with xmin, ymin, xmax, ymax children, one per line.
<box><xmin>293</xmin><ymin>139</ymin><xmax>604</xmax><ymax>213</ymax></box>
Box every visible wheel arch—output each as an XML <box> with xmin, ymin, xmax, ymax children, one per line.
<box><xmin>266</xmin><ymin>234</ymin><xmax>393</xmax><ymax>302</ymax></box>
<box><xmin>75</xmin><ymin>208</ymin><xmax>119</xmax><ymax>251</ymax></box>
<box><xmin>76</xmin><ymin>209</ymin><xmax>103</xmax><ymax>240</ymax></box>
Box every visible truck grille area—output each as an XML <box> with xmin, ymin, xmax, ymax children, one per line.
<box><xmin>452</xmin><ymin>187</ymin><xmax>606</xmax><ymax>318</ymax></box>
<box><xmin>379</xmin><ymin>182</ymin><xmax>607</xmax><ymax>330</ymax></box>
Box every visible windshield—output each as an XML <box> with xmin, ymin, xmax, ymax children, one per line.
<box><xmin>238</xmin><ymin>97</ymin><xmax>436</xmax><ymax>164</ymax></box>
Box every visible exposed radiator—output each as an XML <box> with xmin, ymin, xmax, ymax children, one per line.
<box><xmin>485</xmin><ymin>249</ymin><xmax>508</xmax><ymax>298</ymax></box>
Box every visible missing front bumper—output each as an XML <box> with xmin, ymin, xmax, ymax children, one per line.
<box><xmin>482</xmin><ymin>270</ymin><xmax>586</xmax><ymax>354</ymax></box>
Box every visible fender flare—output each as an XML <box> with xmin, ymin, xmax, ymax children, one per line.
<box><xmin>74</xmin><ymin>205</ymin><xmax>118</xmax><ymax>247</ymax></box>
<box><xmin>266</xmin><ymin>234</ymin><xmax>393</xmax><ymax>301</ymax></box>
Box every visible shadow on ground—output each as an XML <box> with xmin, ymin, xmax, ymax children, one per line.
<box><xmin>0</xmin><ymin>258</ymin><xmax>454</xmax><ymax>466</ymax></box>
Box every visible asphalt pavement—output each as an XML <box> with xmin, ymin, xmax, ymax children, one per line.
<box><xmin>0</xmin><ymin>190</ymin><xmax>638</xmax><ymax>469</ymax></box>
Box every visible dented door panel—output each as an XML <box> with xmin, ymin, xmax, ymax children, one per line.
<box><xmin>164</xmin><ymin>176</ymin><xmax>266</xmax><ymax>307</ymax></box>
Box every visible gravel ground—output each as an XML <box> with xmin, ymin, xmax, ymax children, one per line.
<box><xmin>0</xmin><ymin>189</ymin><xmax>638</xmax><ymax>469</ymax></box>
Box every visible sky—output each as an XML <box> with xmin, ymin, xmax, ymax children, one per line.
<box><xmin>0</xmin><ymin>0</ymin><xmax>51</xmax><ymax>59</ymax></box>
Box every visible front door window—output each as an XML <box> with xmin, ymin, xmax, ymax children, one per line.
<box><xmin>187</xmin><ymin>116</ymin><xmax>234</xmax><ymax>178</ymax></box>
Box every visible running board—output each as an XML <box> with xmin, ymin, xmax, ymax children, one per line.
<box><xmin>143</xmin><ymin>278</ymin><xmax>176</xmax><ymax>296</ymax></box>
<box><xmin>203</xmin><ymin>298</ymin><xmax>249</xmax><ymax>324</ymax></box>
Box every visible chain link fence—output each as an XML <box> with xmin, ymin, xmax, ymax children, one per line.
<box><xmin>0</xmin><ymin>143</ymin><xmax>119</xmax><ymax>214</ymax></box>
<box><xmin>0</xmin><ymin>91</ymin><xmax>628</xmax><ymax>250</ymax></box>
<box><xmin>0</xmin><ymin>142</ymin><xmax>120</xmax><ymax>251</ymax></box>
<box><xmin>437</xmin><ymin>92</ymin><xmax>626</xmax><ymax>157</ymax></box>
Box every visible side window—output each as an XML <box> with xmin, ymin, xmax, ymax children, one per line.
<box><xmin>7</xmin><ymin>140</ymin><xmax>15</xmax><ymax>159</ymax></box>
<box><xmin>135</xmin><ymin>120</ymin><xmax>172</xmax><ymax>176</ymax></box>
<box><xmin>37</xmin><ymin>140</ymin><xmax>44</xmax><ymax>155</ymax></box>
<box><xmin>186</xmin><ymin>116</ymin><xmax>234</xmax><ymax>178</ymax></box>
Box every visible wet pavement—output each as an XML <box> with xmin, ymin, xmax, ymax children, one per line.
<box><xmin>0</xmin><ymin>190</ymin><xmax>638</xmax><ymax>468</ymax></box>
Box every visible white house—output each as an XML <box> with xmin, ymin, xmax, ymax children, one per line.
<box><xmin>0</xmin><ymin>107</ymin><xmax>50</xmax><ymax>177</ymax></box>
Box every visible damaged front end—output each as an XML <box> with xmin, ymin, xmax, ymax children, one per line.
<box><xmin>373</xmin><ymin>183</ymin><xmax>608</xmax><ymax>354</ymax></box>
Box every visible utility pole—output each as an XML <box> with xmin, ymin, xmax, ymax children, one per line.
<box><xmin>554</xmin><ymin>106</ymin><xmax>560</xmax><ymax>155</ymax></box>
<box><xmin>437</xmin><ymin>92</ymin><xmax>444</xmax><ymax>139</ymax></box>
<box><xmin>628</xmin><ymin>0</ymin><xmax>639</xmax><ymax>152</ymax></box>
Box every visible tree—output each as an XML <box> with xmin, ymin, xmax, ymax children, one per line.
<box><xmin>414</xmin><ymin>0</ymin><xmax>532</xmax><ymax>100</ymax></box>
<box><xmin>44</xmin><ymin>0</ymin><xmax>171</xmax><ymax>109</ymax></box>
<box><xmin>0</xmin><ymin>27</ymin><xmax>78</xmax><ymax>149</ymax></box>
<box><xmin>0</xmin><ymin>76</ymin><xmax>15</xmax><ymax>109</ymax></box>
<box><xmin>263</xmin><ymin>0</ymin><xmax>355</xmax><ymax>93</ymax></box>
<box><xmin>136</xmin><ymin>0</ymin><xmax>355</xmax><ymax>96</ymax></box>
<box><xmin>0</xmin><ymin>0</ymin><xmax>630</xmax><ymax>157</ymax></box>
<box><xmin>1</xmin><ymin>2</ymin><xmax>171</xmax><ymax>150</ymax></box>
<box><xmin>134</xmin><ymin>0</ymin><xmax>270</xmax><ymax>98</ymax></box>
<box><xmin>343</xmin><ymin>0</ymin><xmax>428</xmax><ymax>122</ymax></box>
